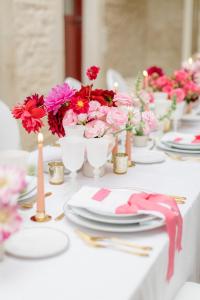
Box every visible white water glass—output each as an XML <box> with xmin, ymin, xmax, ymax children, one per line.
<box><xmin>86</xmin><ymin>137</ymin><xmax>109</xmax><ymax>179</ymax></box>
<box><xmin>172</xmin><ymin>102</ymin><xmax>185</xmax><ymax>132</ymax></box>
<box><xmin>60</xmin><ymin>136</ymin><xmax>85</xmax><ymax>192</ymax></box>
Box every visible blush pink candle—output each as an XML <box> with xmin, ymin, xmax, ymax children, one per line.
<box><xmin>37</xmin><ymin>133</ymin><xmax>45</xmax><ymax>216</ymax></box>
<box><xmin>143</xmin><ymin>70</ymin><xmax>148</xmax><ymax>89</ymax></box>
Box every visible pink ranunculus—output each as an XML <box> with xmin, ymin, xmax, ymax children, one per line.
<box><xmin>62</xmin><ymin>109</ymin><xmax>78</xmax><ymax>126</ymax></box>
<box><xmin>106</xmin><ymin>107</ymin><xmax>128</xmax><ymax>128</ymax></box>
<box><xmin>113</xmin><ymin>93</ymin><xmax>133</xmax><ymax>106</ymax></box>
<box><xmin>155</xmin><ymin>75</ymin><xmax>171</xmax><ymax>89</ymax></box>
<box><xmin>174</xmin><ymin>70</ymin><xmax>190</xmax><ymax>85</ymax></box>
<box><xmin>77</xmin><ymin>113</ymin><xmax>88</xmax><ymax>123</ymax></box>
<box><xmin>163</xmin><ymin>84</ymin><xmax>173</xmax><ymax>95</ymax></box>
<box><xmin>142</xmin><ymin>111</ymin><xmax>158</xmax><ymax>131</ymax></box>
<box><xmin>170</xmin><ymin>88</ymin><xmax>185</xmax><ymax>103</ymax></box>
<box><xmin>85</xmin><ymin>120</ymin><xmax>107</xmax><ymax>138</ymax></box>
<box><xmin>88</xmin><ymin>101</ymin><xmax>101</xmax><ymax>112</ymax></box>
<box><xmin>184</xmin><ymin>81</ymin><xmax>199</xmax><ymax>94</ymax></box>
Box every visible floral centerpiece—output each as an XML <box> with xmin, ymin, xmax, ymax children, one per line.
<box><xmin>0</xmin><ymin>166</ymin><xmax>26</xmax><ymax>260</ymax></box>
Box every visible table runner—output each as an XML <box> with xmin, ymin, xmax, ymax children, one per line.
<box><xmin>1</xmin><ymin>151</ymin><xmax>200</xmax><ymax>300</ymax></box>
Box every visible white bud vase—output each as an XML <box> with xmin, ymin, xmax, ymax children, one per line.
<box><xmin>64</xmin><ymin>125</ymin><xmax>85</xmax><ymax>137</ymax></box>
<box><xmin>133</xmin><ymin>135</ymin><xmax>148</xmax><ymax>147</ymax></box>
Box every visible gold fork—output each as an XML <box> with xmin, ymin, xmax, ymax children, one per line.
<box><xmin>76</xmin><ymin>230</ymin><xmax>151</xmax><ymax>256</ymax></box>
<box><xmin>19</xmin><ymin>192</ymin><xmax>53</xmax><ymax>209</ymax></box>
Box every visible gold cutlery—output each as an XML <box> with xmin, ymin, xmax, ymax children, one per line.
<box><xmin>55</xmin><ymin>212</ymin><xmax>65</xmax><ymax>221</ymax></box>
<box><xmin>165</xmin><ymin>152</ymin><xmax>200</xmax><ymax>162</ymax></box>
<box><xmin>76</xmin><ymin>230</ymin><xmax>151</xmax><ymax>256</ymax></box>
<box><xmin>19</xmin><ymin>192</ymin><xmax>53</xmax><ymax>209</ymax></box>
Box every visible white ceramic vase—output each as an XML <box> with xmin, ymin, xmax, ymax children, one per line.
<box><xmin>63</xmin><ymin>125</ymin><xmax>85</xmax><ymax>137</ymax></box>
<box><xmin>133</xmin><ymin>135</ymin><xmax>148</xmax><ymax>147</ymax></box>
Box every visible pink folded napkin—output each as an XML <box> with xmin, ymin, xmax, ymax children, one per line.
<box><xmin>116</xmin><ymin>193</ymin><xmax>182</xmax><ymax>280</ymax></box>
<box><xmin>91</xmin><ymin>189</ymin><xmax>183</xmax><ymax>281</ymax></box>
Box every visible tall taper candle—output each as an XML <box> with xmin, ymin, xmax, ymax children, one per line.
<box><xmin>37</xmin><ymin>132</ymin><xmax>45</xmax><ymax>216</ymax></box>
<box><xmin>143</xmin><ymin>70</ymin><xmax>148</xmax><ymax>89</ymax></box>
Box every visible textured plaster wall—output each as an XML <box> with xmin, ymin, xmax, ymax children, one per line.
<box><xmin>0</xmin><ymin>0</ymin><xmax>64</xmax><ymax>150</ymax></box>
<box><xmin>104</xmin><ymin>0</ymin><xmax>183</xmax><ymax>78</ymax></box>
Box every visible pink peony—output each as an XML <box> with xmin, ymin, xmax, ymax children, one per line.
<box><xmin>77</xmin><ymin>113</ymin><xmax>88</xmax><ymax>123</ymax></box>
<box><xmin>0</xmin><ymin>166</ymin><xmax>26</xmax><ymax>203</ymax></box>
<box><xmin>106</xmin><ymin>107</ymin><xmax>128</xmax><ymax>128</ymax></box>
<box><xmin>0</xmin><ymin>202</ymin><xmax>22</xmax><ymax>243</ymax></box>
<box><xmin>85</xmin><ymin>120</ymin><xmax>107</xmax><ymax>138</ymax></box>
<box><xmin>142</xmin><ymin>111</ymin><xmax>157</xmax><ymax>131</ymax></box>
<box><xmin>174</xmin><ymin>70</ymin><xmax>190</xmax><ymax>85</ymax></box>
<box><xmin>113</xmin><ymin>93</ymin><xmax>133</xmax><ymax>106</ymax></box>
<box><xmin>89</xmin><ymin>101</ymin><xmax>101</xmax><ymax>112</ymax></box>
<box><xmin>62</xmin><ymin>109</ymin><xmax>78</xmax><ymax>126</ymax></box>
<box><xmin>45</xmin><ymin>83</ymin><xmax>75</xmax><ymax>114</ymax></box>
<box><xmin>170</xmin><ymin>88</ymin><xmax>185</xmax><ymax>103</ymax></box>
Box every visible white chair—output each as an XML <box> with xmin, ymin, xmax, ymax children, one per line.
<box><xmin>64</xmin><ymin>77</ymin><xmax>82</xmax><ymax>90</ymax></box>
<box><xmin>106</xmin><ymin>69</ymin><xmax>129</xmax><ymax>93</ymax></box>
<box><xmin>174</xmin><ymin>282</ymin><xmax>200</xmax><ymax>300</ymax></box>
<box><xmin>0</xmin><ymin>100</ymin><xmax>21</xmax><ymax>150</ymax></box>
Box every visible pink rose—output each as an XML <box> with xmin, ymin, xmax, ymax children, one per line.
<box><xmin>174</xmin><ymin>70</ymin><xmax>189</xmax><ymax>84</ymax></box>
<box><xmin>113</xmin><ymin>93</ymin><xmax>133</xmax><ymax>106</ymax></box>
<box><xmin>89</xmin><ymin>101</ymin><xmax>101</xmax><ymax>112</ymax></box>
<box><xmin>170</xmin><ymin>88</ymin><xmax>185</xmax><ymax>103</ymax></box>
<box><xmin>106</xmin><ymin>107</ymin><xmax>128</xmax><ymax>128</ymax></box>
<box><xmin>63</xmin><ymin>109</ymin><xmax>78</xmax><ymax>126</ymax></box>
<box><xmin>155</xmin><ymin>75</ymin><xmax>171</xmax><ymax>88</ymax></box>
<box><xmin>85</xmin><ymin>120</ymin><xmax>107</xmax><ymax>138</ymax></box>
<box><xmin>77</xmin><ymin>113</ymin><xmax>87</xmax><ymax>123</ymax></box>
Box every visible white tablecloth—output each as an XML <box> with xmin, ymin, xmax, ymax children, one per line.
<box><xmin>1</xmin><ymin>148</ymin><xmax>200</xmax><ymax>300</ymax></box>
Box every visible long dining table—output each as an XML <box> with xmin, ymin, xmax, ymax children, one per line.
<box><xmin>1</xmin><ymin>125</ymin><xmax>200</xmax><ymax>300</ymax></box>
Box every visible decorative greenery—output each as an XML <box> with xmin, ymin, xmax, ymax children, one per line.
<box><xmin>159</xmin><ymin>96</ymin><xmax>177</xmax><ymax>121</ymax></box>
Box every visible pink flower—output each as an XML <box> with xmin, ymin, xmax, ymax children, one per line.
<box><xmin>147</xmin><ymin>66</ymin><xmax>164</xmax><ymax>77</ymax></box>
<box><xmin>106</xmin><ymin>107</ymin><xmax>128</xmax><ymax>128</ymax></box>
<box><xmin>0</xmin><ymin>166</ymin><xmax>26</xmax><ymax>203</ymax></box>
<box><xmin>139</xmin><ymin>90</ymin><xmax>153</xmax><ymax>104</ymax></box>
<box><xmin>184</xmin><ymin>81</ymin><xmax>199</xmax><ymax>95</ymax></box>
<box><xmin>77</xmin><ymin>113</ymin><xmax>88</xmax><ymax>123</ymax></box>
<box><xmin>45</xmin><ymin>83</ymin><xmax>75</xmax><ymax>114</ymax></box>
<box><xmin>155</xmin><ymin>75</ymin><xmax>171</xmax><ymax>88</ymax></box>
<box><xmin>163</xmin><ymin>84</ymin><xmax>173</xmax><ymax>94</ymax></box>
<box><xmin>113</xmin><ymin>93</ymin><xmax>133</xmax><ymax>106</ymax></box>
<box><xmin>62</xmin><ymin>109</ymin><xmax>78</xmax><ymax>126</ymax></box>
<box><xmin>170</xmin><ymin>88</ymin><xmax>185</xmax><ymax>103</ymax></box>
<box><xmin>174</xmin><ymin>70</ymin><xmax>190</xmax><ymax>85</ymax></box>
<box><xmin>85</xmin><ymin>120</ymin><xmax>107</xmax><ymax>138</ymax></box>
<box><xmin>89</xmin><ymin>101</ymin><xmax>101</xmax><ymax>112</ymax></box>
<box><xmin>0</xmin><ymin>202</ymin><xmax>22</xmax><ymax>244</ymax></box>
<box><xmin>142</xmin><ymin>111</ymin><xmax>157</xmax><ymax>131</ymax></box>
<box><xmin>86</xmin><ymin>66</ymin><xmax>100</xmax><ymax>80</ymax></box>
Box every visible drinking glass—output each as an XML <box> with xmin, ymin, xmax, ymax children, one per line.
<box><xmin>172</xmin><ymin>102</ymin><xmax>185</xmax><ymax>132</ymax></box>
<box><xmin>86</xmin><ymin>137</ymin><xmax>109</xmax><ymax>180</ymax></box>
<box><xmin>60</xmin><ymin>136</ymin><xmax>85</xmax><ymax>193</ymax></box>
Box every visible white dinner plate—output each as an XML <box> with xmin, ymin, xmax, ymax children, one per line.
<box><xmin>157</xmin><ymin>141</ymin><xmax>200</xmax><ymax>154</ymax></box>
<box><xmin>163</xmin><ymin>141</ymin><xmax>200</xmax><ymax>151</ymax></box>
<box><xmin>181</xmin><ymin>114</ymin><xmax>200</xmax><ymax>122</ymax></box>
<box><xmin>6</xmin><ymin>227</ymin><xmax>69</xmax><ymax>259</ymax></box>
<box><xmin>70</xmin><ymin>207</ymin><xmax>156</xmax><ymax>224</ymax></box>
<box><xmin>19</xmin><ymin>176</ymin><xmax>37</xmax><ymax>199</ymax></box>
<box><xmin>65</xmin><ymin>209</ymin><xmax>165</xmax><ymax>233</ymax></box>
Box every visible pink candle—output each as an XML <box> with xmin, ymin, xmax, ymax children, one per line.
<box><xmin>143</xmin><ymin>70</ymin><xmax>148</xmax><ymax>89</ymax></box>
<box><xmin>37</xmin><ymin>133</ymin><xmax>45</xmax><ymax>215</ymax></box>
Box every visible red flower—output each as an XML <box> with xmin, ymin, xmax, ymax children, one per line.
<box><xmin>147</xmin><ymin>66</ymin><xmax>164</xmax><ymax>77</ymax></box>
<box><xmin>48</xmin><ymin>105</ymin><xmax>68</xmax><ymax>137</ymax></box>
<box><xmin>86</xmin><ymin>66</ymin><xmax>100</xmax><ymax>80</ymax></box>
<box><xmin>12</xmin><ymin>94</ymin><xmax>46</xmax><ymax>133</ymax></box>
<box><xmin>70</xmin><ymin>96</ymin><xmax>89</xmax><ymax>114</ymax></box>
<box><xmin>91</xmin><ymin>89</ymin><xmax>116</xmax><ymax>106</ymax></box>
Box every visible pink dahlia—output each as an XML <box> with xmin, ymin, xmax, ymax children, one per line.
<box><xmin>45</xmin><ymin>83</ymin><xmax>75</xmax><ymax>114</ymax></box>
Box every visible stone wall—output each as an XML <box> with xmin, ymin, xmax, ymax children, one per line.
<box><xmin>0</xmin><ymin>0</ymin><xmax>64</xmax><ymax>150</ymax></box>
<box><xmin>104</xmin><ymin>0</ymin><xmax>183</xmax><ymax>78</ymax></box>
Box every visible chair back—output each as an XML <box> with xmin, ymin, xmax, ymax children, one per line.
<box><xmin>65</xmin><ymin>77</ymin><xmax>82</xmax><ymax>90</ymax></box>
<box><xmin>106</xmin><ymin>69</ymin><xmax>129</xmax><ymax>92</ymax></box>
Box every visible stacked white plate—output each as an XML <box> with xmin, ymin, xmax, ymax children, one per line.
<box><xmin>158</xmin><ymin>132</ymin><xmax>200</xmax><ymax>154</ymax></box>
<box><xmin>64</xmin><ymin>186</ymin><xmax>165</xmax><ymax>233</ymax></box>
<box><xmin>18</xmin><ymin>176</ymin><xmax>37</xmax><ymax>203</ymax></box>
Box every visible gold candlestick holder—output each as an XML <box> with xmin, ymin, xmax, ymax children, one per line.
<box><xmin>31</xmin><ymin>211</ymin><xmax>52</xmax><ymax>222</ymax></box>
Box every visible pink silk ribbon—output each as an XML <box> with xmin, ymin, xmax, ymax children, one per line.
<box><xmin>92</xmin><ymin>188</ymin><xmax>111</xmax><ymax>201</ymax></box>
<box><xmin>116</xmin><ymin>193</ymin><xmax>183</xmax><ymax>280</ymax></box>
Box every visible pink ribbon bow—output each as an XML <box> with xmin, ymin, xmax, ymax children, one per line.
<box><xmin>116</xmin><ymin>193</ymin><xmax>183</xmax><ymax>280</ymax></box>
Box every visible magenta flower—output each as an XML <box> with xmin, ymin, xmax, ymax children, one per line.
<box><xmin>45</xmin><ymin>83</ymin><xmax>75</xmax><ymax>114</ymax></box>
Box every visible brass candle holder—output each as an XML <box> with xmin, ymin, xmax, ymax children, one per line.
<box><xmin>113</xmin><ymin>153</ymin><xmax>128</xmax><ymax>174</ymax></box>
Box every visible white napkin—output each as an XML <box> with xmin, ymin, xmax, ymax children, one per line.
<box><xmin>29</xmin><ymin>145</ymin><xmax>62</xmax><ymax>166</ymax></box>
<box><xmin>68</xmin><ymin>186</ymin><xmax>138</xmax><ymax>214</ymax></box>
<box><xmin>161</xmin><ymin>132</ymin><xmax>198</xmax><ymax>145</ymax></box>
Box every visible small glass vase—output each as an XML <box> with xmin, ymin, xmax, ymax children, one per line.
<box><xmin>0</xmin><ymin>243</ymin><xmax>5</xmax><ymax>261</ymax></box>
